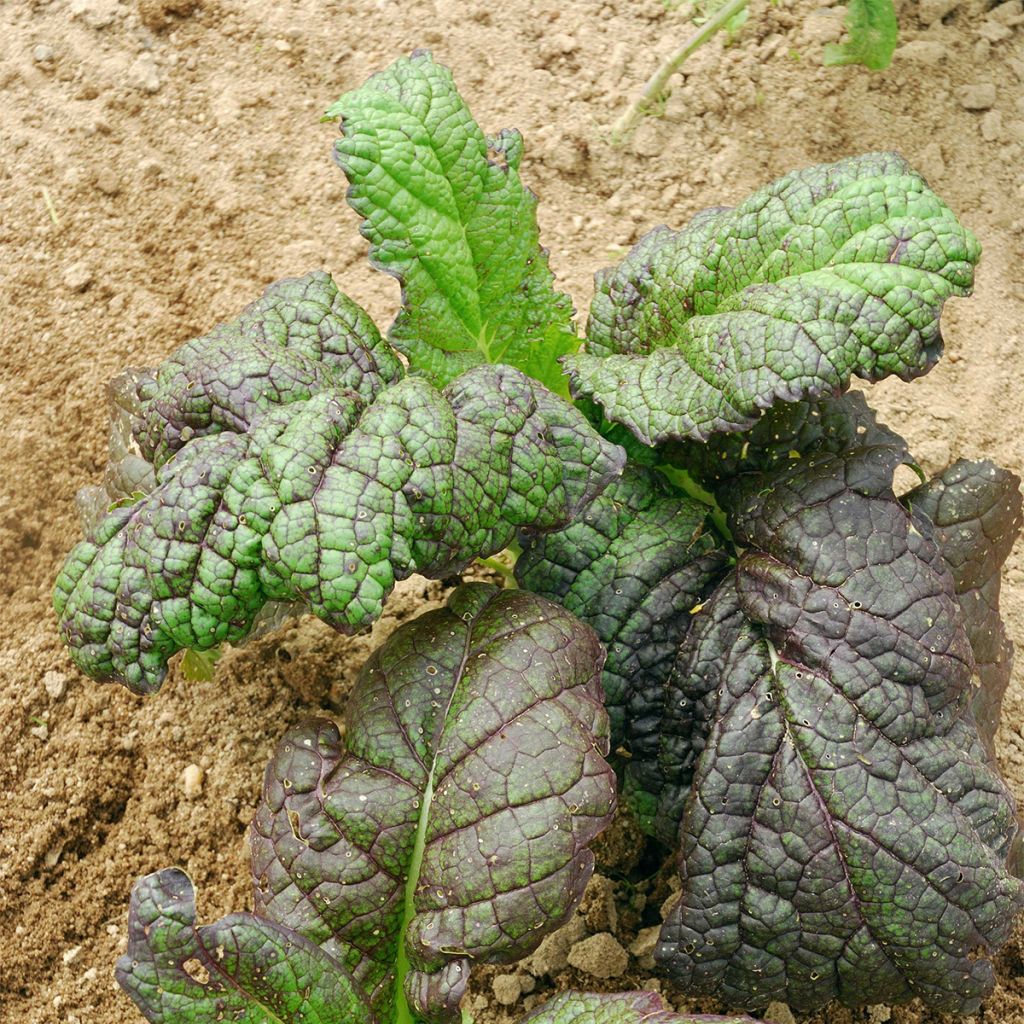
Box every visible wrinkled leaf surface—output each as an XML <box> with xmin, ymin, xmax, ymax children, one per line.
<box><xmin>566</xmin><ymin>153</ymin><xmax>979</xmax><ymax>445</ymax></box>
<box><xmin>904</xmin><ymin>459</ymin><xmax>1023</xmax><ymax>755</ymax></box>
<box><xmin>250</xmin><ymin>584</ymin><xmax>615</xmax><ymax>1022</ymax></box>
<box><xmin>116</xmin><ymin>868</ymin><xmax>374</xmax><ymax>1024</ymax></box>
<box><xmin>54</xmin><ymin>272</ymin><xmax>623</xmax><ymax>693</ymax></box>
<box><xmin>328</xmin><ymin>51</ymin><xmax>576</xmax><ymax>394</ymax></box>
<box><xmin>655</xmin><ymin>448</ymin><xmax>1022</xmax><ymax>1013</ymax></box>
<box><xmin>518</xmin><ymin>990</ymin><xmax>760</xmax><ymax>1023</ymax></box>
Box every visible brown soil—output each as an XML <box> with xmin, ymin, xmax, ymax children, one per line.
<box><xmin>2</xmin><ymin>0</ymin><xmax>1023</xmax><ymax>1021</ymax></box>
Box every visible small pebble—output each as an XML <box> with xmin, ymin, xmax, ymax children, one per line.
<box><xmin>128</xmin><ymin>52</ymin><xmax>161</xmax><ymax>94</ymax></box>
<box><xmin>273</xmin><ymin>38</ymin><xmax>292</xmax><ymax>52</ymax></box>
<box><xmin>958</xmin><ymin>83</ymin><xmax>997</xmax><ymax>110</ymax></box>
<box><xmin>44</xmin><ymin>670</ymin><xmax>68</xmax><ymax>700</ymax></box>
<box><xmin>182</xmin><ymin>763</ymin><xmax>204</xmax><ymax>798</ymax></box>
<box><xmin>30</xmin><ymin>723</ymin><xmax>49</xmax><ymax>741</ymax></box>
<box><xmin>567</xmin><ymin>932</ymin><xmax>629</xmax><ymax>979</ymax></box>
<box><xmin>62</xmin><ymin>945</ymin><xmax>82</xmax><ymax>965</ymax></box>
<box><xmin>32</xmin><ymin>44</ymin><xmax>55</xmax><ymax>63</ymax></box>
<box><xmin>94</xmin><ymin>169</ymin><xmax>120</xmax><ymax>196</ymax></box>
<box><xmin>62</xmin><ymin>263</ymin><xmax>94</xmax><ymax>293</ymax></box>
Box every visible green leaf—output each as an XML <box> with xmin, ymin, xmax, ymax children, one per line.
<box><xmin>327</xmin><ymin>51</ymin><xmax>576</xmax><ymax>393</ymax></box>
<box><xmin>116</xmin><ymin>868</ymin><xmax>375</xmax><ymax>1024</ymax></box>
<box><xmin>565</xmin><ymin>153</ymin><xmax>980</xmax><ymax>445</ymax></box>
<box><xmin>823</xmin><ymin>0</ymin><xmax>898</xmax><ymax>71</ymax></box>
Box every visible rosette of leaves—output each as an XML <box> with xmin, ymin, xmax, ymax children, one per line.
<box><xmin>53</xmin><ymin>274</ymin><xmax>623</xmax><ymax>695</ymax></box>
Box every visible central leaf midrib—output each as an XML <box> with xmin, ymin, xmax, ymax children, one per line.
<box><xmin>391</xmin><ymin>594</ymin><xmax>495</xmax><ymax>1023</ymax></box>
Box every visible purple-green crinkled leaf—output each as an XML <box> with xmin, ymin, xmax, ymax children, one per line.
<box><xmin>565</xmin><ymin>153</ymin><xmax>980</xmax><ymax>445</ymax></box>
<box><xmin>655</xmin><ymin>447</ymin><xmax>1023</xmax><ymax>1014</ymax></box>
<box><xmin>249</xmin><ymin>584</ymin><xmax>616</xmax><ymax>1023</ymax></box>
<box><xmin>134</xmin><ymin>271</ymin><xmax>404</xmax><ymax>468</ymax></box>
<box><xmin>514</xmin><ymin>465</ymin><xmax>729</xmax><ymax>800</ymax></box>
<box><xmin>54</xmin><ymin>356</ymin><xmax>623</xmax><ymax>693</ymax></box>
<box><xmin>518</xmin><ymin>990</ymin><xmax>761</xmax><ymax>1024</ymax></box>
<box><xmin>326</xmin><ymin>51</ymin><xmax>577</xmax><ymax>396</ymax></box>
<box><xmin>904</xmin><ymin>460</ymin><xmax>1024</xmax><ymax>757</ymax></box>
<box><xmin>116</xmin><ymin>868</ymin><xmax>375</xmax><ymax>1024</ymax></box>
<box><xmin>664</xmin><ymin>391</ymin><xmax>908</xmax><ymax>498</ymax></box>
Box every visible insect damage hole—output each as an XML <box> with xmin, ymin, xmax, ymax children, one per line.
<box><xmin>182</xmin><ymin>958</ymin><xmax>210</xmax><ymax>984</ymax></box>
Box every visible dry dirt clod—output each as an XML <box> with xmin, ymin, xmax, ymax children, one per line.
<box><xmin>522</xmin><ymin>913</ymin><xmax>587</xmax><ymax>976</ymax></box>
<box><xmin>959</xmin><ymin>83</ymin><xmax>997</xmax><ymax>110</ymax></box>
<box><xmin>981</xmin><ymin>110</ymin><xmax>1004</xmax><ymax>142</ymax></box>
<box><xmin>182</xmin><ymin>763</ymin><xmax>204</xmax><ymax>798</ymax></box>
<box><xmin>894</xmin><ymin>40</ymin><xmax>949</xmax><ymax>64</ymax></box>
<box><xmin>567</xmin><ymin>932</ymin><xmax>629</xmax><ymax>979</ymax></box>
<box><xmin>43</xmin><ymin>670</ymin><xmax>68</xmax><ymax>700</ymax></box>
<box><xmin>764</xmin><ymin>1002</ymin><xmax>797</xmax><ymax>1024</ymax></box>
<box><xmin>628</xmin><ymin>924</ymin><xmax>660</xmax><ymax>970</ymax></box>
<box><xmin>491</xmin><ymin>974</ymin><xmax>522</xmax><ymax>1006</ymax></box>
<box><xmin>62</xmin><ymin>263</ymin><xmax>94</xmax><ymax>293</ymax></box>
<box><xmin>128</xmin><ymin>52</ymin><xmax>162</xmax><ymax>94</ymax></box>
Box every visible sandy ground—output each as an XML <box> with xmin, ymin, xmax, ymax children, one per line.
<box><xmin>2</xmin><ymin>0</ymin><xmax>1024</xmax><ymax>1021</ymax></box>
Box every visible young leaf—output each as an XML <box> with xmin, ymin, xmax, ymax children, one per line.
<box><xmin>119</xmin><ymin>585</ymin><xmax>615</xmax><ymax>1024</ymax></box>
<box><xmin>655</xmin><ymin>448</ymin><xmax>1023</xmax><ymax>1013</ymax></box>
<box><xmin>54</xmin><ymin>311</ymin><xmax>623</xmax><ymax>693</ymax></box>
<box><xmin>565</xmin><ymin>153</ymin><xmax>980</xmax><ymax>445</ymax></box>
<box><xmin>519</xmin><ymin>990</ymin><xmax>761</xmax><ymax>1023</ymax></box>
<box><xmin>904</xmin><ymin>460</ymin><xmax>1023</xmax><ymax>756</ymax></box>
<box><xmin>116</xmin><ymin>868</ymin><xmax>375</xmax><ymax>1024</ymax></box>
<box><xmin>515</xmin><ymin>465</ymin><xmax>729</xmax><ymax>753</ymax></box>
<box><xmin>328</xmin><ymin>51</ymin><xmax>576</xmax><ymax>394</ymax></box>
<box><xmin>823</xmin><ymin>0</ymin><xmax>899</xmax><ymax>71</ymax></box>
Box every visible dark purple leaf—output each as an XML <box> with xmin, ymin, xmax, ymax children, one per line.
<box><xmin>904</xmin><ymin>460</ymin><xmax>1023</xmax><ymax>756</ymax></box>
<box><xmin>655</xmin><ymin>448</ymin><xmax>1023</xmax><ymax>1014</ymax></box>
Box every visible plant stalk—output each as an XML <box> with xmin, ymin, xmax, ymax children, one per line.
<box><xmin>611</xmin><ymin>0</ymin><xmax>750</xmax><ymax>144</ymax></box>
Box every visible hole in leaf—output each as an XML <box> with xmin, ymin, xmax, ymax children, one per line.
<box><xmin>182</xmin><ymin>959</ymin><xmax>210</xmax><ymax>984</ymax></box>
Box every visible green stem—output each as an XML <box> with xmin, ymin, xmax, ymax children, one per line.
<box><xmin>393</xmin><ymin>775</ymin><xmax>435</xmax><ymax>1024</ymax></box>
<box><xmin>475</xmin><ymin>556</ymin><xmax>518</xmax><ymax>585</ymax></box>
<box><xmin>610</xmin><ymin>0</ymin><xmax>750</xmax><ymax>143</ymax></box>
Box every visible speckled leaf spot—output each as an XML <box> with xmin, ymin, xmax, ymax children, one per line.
<box><xmin>663</xmin><ymin>391</ymin><xmax>908</xmax><ymax>500</ymax></box>
<box><xmin>116</xmin><ymin>867</ymin><xmax>375</xmax><ymax>1024</ymax></box>
<box><xmin>903</xmin><ymin>459</ymin><xmax>1024</xmax><ymax>757</ymax></box>
<box><xmin>171</xmin><ymin>584</ymin><xmax>615</xmax><ymax>1024</ymax></box>
<box><xmin>515</xmin><ymin>464</ymin><xmax>729</xmax><ymax>761</ymax></box>
<box><xmin>517</xmin><ymin>989</ymin><xmax>762</xmax><ymax>1023</ymax></box>
<box><xmin>327</xmin><ymin>51</ymin><xmax>578</xmax><ymax>395</ymax></box>
<box><xmin>565</xmin><ymin>153</ymin><xmax>980</xmax><ymax>445</ymax></box>
<box><xmin>655</xmin><ymin>447</ymin><xmax>1023</xmax><ymax>1014</ymax></box>
<box><xmin>54</xmin><ymin>284</ymin><xmax>623</xmax><ymax>694</ymax></box>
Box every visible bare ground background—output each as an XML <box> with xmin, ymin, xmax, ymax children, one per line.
<box><xmin>2</xmin><ymin>0</ymin><xmax>1024</xmax><ymax>1021</ymax></box>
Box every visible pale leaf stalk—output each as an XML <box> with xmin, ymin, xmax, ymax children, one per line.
<box><xmin>611</xmin><ymin>0</ymin><xmax>750</xmax><ymax>144</ymax></box>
